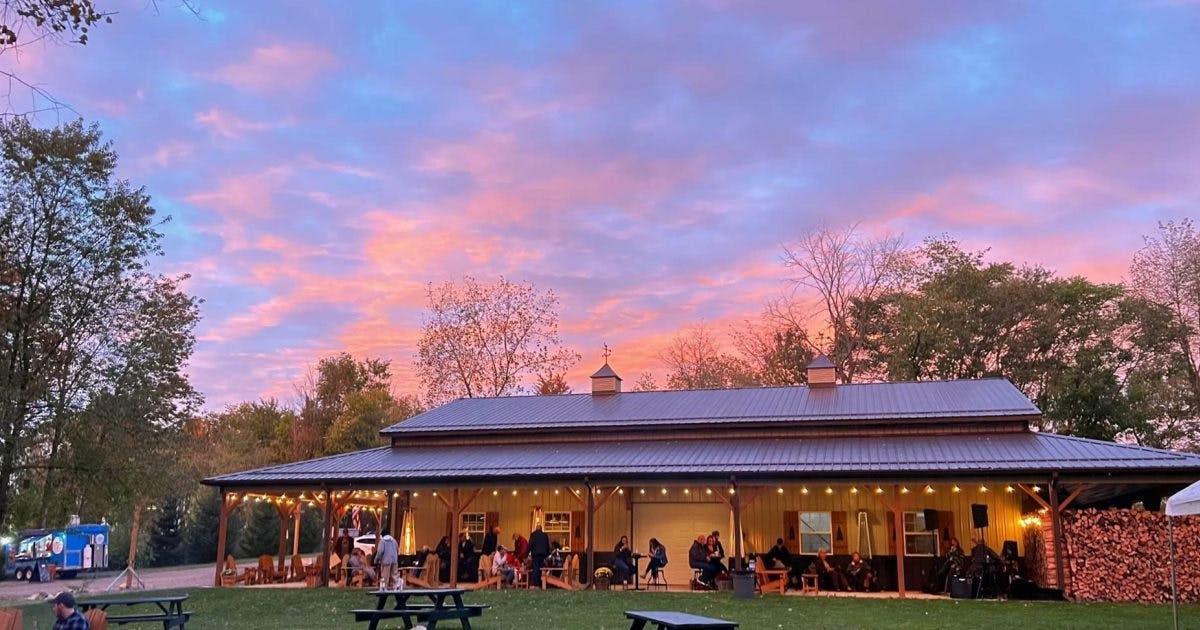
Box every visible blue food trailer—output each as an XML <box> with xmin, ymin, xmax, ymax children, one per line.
<box><xmin>3</xmin><ymin>521</ymin><xmax>109</xmax><ymax>581</ymax></box>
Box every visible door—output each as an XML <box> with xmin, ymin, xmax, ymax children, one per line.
<box><xmin>634</xmin><ymin>502</ymin><xmax>730</xmax><ymax>586</ymax></box>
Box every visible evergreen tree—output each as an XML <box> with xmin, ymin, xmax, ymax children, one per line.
<box><xmin>235</xmin><ymin>502</ymin><xmax>281</xmax><ymax>558</ymax></box>
<box><xmin>183</xmin><ymin>488</ymin><xmax>238</xmax><ymax>563</ymax></box>
<box><xmin>149</xmin><ymin>496</ymin><xmax>185</xmax><ymax>566</ymax></box>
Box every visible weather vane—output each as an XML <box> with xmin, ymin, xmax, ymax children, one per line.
<box><xmin>602</xmin><ymin>343</ymin><xmax>612</xmax><ymax>363</ymax></box>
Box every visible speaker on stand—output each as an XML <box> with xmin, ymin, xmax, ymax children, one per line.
<box><xmin>970</xmin><ymin>503</ymin><xmax>989</xmax><ymax>544</ymax></box>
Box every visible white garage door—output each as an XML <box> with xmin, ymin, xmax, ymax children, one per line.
<box><xmin>634</xmin><ymin>502</ymin><xmax>731</xmax><ymax>587</ymax></box>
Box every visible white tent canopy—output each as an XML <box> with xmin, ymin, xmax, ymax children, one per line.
<box><xmin>1167</xmin><ymin>479</ymin><xmax>1200</xmax><ymax>516</ymax></box>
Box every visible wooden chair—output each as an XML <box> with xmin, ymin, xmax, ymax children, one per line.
<box><xmin>0</xmin><ymin>608</ymin><xmax>21</xmax><ymax>630</ymax></box>
<box><xmin>84</xmin><ymin>608</ymin><xmax>109</xmax><ymax>630</ymax></box>
<box><xmin>223</xmin><ymin>554</ymin><xmax>252</xmax><ymax>586</ymax></box>
<box><xmin>801</xmin><ymin>572</ymin><xmax>820</xmax><ymax>594</ymax></box>
<box><xmin>289</xmin><ymin>553</ymin><xmax>307</xmax><ymax>582</ymax></box>
<box><xmin>257</xmin><ymin>555</ymin><xmax>279</xmax><ymax>584</ymax></box>
<box><xmin>305</xmin><ymin>555</ymin><xmax>324</xmax><ymax>588</ymax></box>
<box><xmin>754</xmin><ymin>559</ymin><xmax>788</xmax><ymax>594</ymax></box>
<box><xmin>541</xmin><ymin>554</ymin><xmax>580</xmax><ymax>591</ymax></box>
<box><xmin>475</xmin><ymin>554</ymin><xmax>501</xmax><ymax>590</ymax></box>
<box><xmin>514</xmin><ymin>556</ymin><xmax>531</xmax><ymax>589</ymax></box>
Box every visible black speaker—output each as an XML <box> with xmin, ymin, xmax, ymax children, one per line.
<box><xmin>971</xmin><ymin>504</ymin><xmax>989</xmax><ymax>529</ymax></box>
<box><xmin>923</xmin><ymin>509</ymin><xmax>939</xmax><ymax>531</ymax></box>
<box><xmin>1002</xmin><ymin>540</ymin><xmax>1018</xmax><ymax>561</ymax></box>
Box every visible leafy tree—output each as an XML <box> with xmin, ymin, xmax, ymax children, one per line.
<box><xmin>1130</xmin><ymin>220</ymin><xmax>1200</xmax><ymax>408</ymax></box>
<box><xmin>730</xmin><ymin>320</ymin><xmax>816</xmax><ymax>386</ymax></box>
<box><xmin>416</xmin><ymin>276</ymin><xmax>579</xmax><ymax>405</ymax></box>
<box><xmin>535</xmin><ymin>372</ymin><xmax>571</xmax><ymax>395</ymax></box>
<box><xmin>183</xmin><ymin>487</ymin><xmax>239</xmax><ymax>564</ymax></box>
<box><xmin>292</xmin><ymin>353</ymin><xmax>391</xmax><ymax>459</ymax></box>
<box><xmin>149</xmin><ymin>495</ymin><xmax>185</xmax><ymax>567</ymax></box>
<box><xmin>326</xmin><ymin>389</ymin><xmax>420</xmax><ymax>455</ymax></box>
<box><xmin>0</xmin><ymin>120</ymin><xmax>198</xmax><ymax>530</ymax></box>
<box><xmin>630</xmin><ymin>372</ymin><xmax>658</xmax><ymax>392</ymax></box>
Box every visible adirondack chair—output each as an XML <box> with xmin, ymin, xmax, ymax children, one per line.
<box><xmin>257</xmin><ymin>555</ymin><xmax>279</xmax><ymax>584</ymax></box>
<box><xmin>305</xmin><ymin>554</ymin><xmax>324</xmax><ymax>587</ymax></box>
<box><xmin>223</xmin><ymin>554</ymin><xmax>252</xmax><ymax>586</ymax></box>
<box><xmin>290</xmin><ymin>553</ymin><xmax>307</xmax><ymax>582</ymax></box>
<box><xmin>84</xmin><ymin>608</ymin><xmax>109</xmax><ymax>630</ymax></box>
<box><xmin>475</xmin><ymin>554</ymin><xmax>501</xmax><ymax>590</ymax></box>
<box><xmin>541</xmin><ymin>554</ymin><xmax>580</xmax><ymax>590</ymax></box>
<box><xmin>755</xmin><ymin>558</ymin><xmax>788</xmax><ymax>594</ymax></box>
<box><xmin>0</xmin><ymin>607</ymin><xmax>22</xmax><ymax>630</ymax></box>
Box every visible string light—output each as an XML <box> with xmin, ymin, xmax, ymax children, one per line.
<box><xmin>924</xmin><ymin>486</ymin><xmax>935</xmax><ymax>495</ymax></box>
<box><xmin>729</xmin><ymin>488</ymin><xmax>736</xmax><ymax>495</ymax></box>
<box><xmin>850</xmin><ymin>487</ymin><xmax>858</xmax><ymax>494</ymax></box>
<box><xmin>801</xmin><ymin>486</ymin><xmax>809</xmax><ymax>495</ymax></box>
<box><xmin>513</xmin><ymin>490</ymin><xmax>519</xmax><ymax>496</ymax></box>
<box><xmin>413</xmin><ymin>492</ymin><xmax>419</xmax><ymax>497</ymax></box>
<box><xmin>432</xmin><ymin>492</ymin><xmax>438</xmax><ymax>497</ymax></box>
<box><xmin>595</xmin><ymin>488</ymin><xmax>602</xmax><ymax>495</ymax></box>
<box><xmin>979</xmin><ymin>486</ymin><xmax>989</xmax><ymax>493</ymax></box>
<box><xmin>533</xmin><ymin>490</ymin><xmax>539</xmax><ymax>496</ymax></box>
<box><xmin>900</xmin><ymin>487</ymin><xmax>910</xmax><ymax>494</ymax></box>
<box><xmin>639</xmin><ymin>489</ymin><xmax>646</xmax><ymax>495</ymax></box>
<box><xmin>683</xmin><ymin>489</ymin><xmax>690</xmax><ymax>495</ymax></box>
<box><xmin>617</xmin><ymin>489</ymin><xmax>624</xmax><ymax>495</ymax></box>
<box><xmin>661</xmin><ymin>488</ymin><xmax>668</xmax><ymax>495</ymax></box>
<box><xmin>1005</xmin><ymin>486</ymin><xmax>1014</xmax><ymax>493</ymax></box>
<box><xmin>952</xmin><ymin>485</ymin><xmax>961</xmax><ymax>493</ymax></box>
<box><xmin>874</xmin><ymin>487</ymin><xmax>884</xmax><ymax>494</ymax></box>
<box><xmin>825</xmin><ymin>487</ymin><xmax>833</xmax><ymax>495</ymax></box>
<box><xmin>777</xmin><ymin>488</ymin><xmax>784</xmax><ymax>494</ymax></box>
<box><xmin>705</xmin><ymin>488</ymin><xmax>713</xmax><ymax>495</ymax></box>
<box><xmin>492</xmin><ymin>490</ymin><xmax>499</xmax><ymax>496</ymax></box>
<box><xmin>554</xmin><ymin>489</ymin><xmax>560</xmax><ymax>495</ymax></box>
<box><xmin>1032</xmin><ymin>485</ymin><xmax>1042</xmax><ymax>493</ymax></box>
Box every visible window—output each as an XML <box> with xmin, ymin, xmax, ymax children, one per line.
<box><xmin>461</xmin><ymin>512</ymin><xmax>486</xmax><ymax>547</ymax></box>
<box><xmin>903</xmin><ymin>512</ymin><xmax>939</xmax><ymax>556</ymax></box>
<box><xmin>543</xmin><ymin>511</ymin><xmax>571</xmax><ymax>545</ymax></box>
<box><xmin>799</xmin><ymin>512</ymin><xmax>832</xmax><ymax>554</ymax></box>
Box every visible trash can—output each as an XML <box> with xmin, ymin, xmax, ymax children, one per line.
<box><xmin>731</xmin><ymin>570</ymin><xmax>756</xmax><ymax>599</ymax></box>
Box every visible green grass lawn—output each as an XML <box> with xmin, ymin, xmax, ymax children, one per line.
<box><xmin>14</xmin><ymin>587</ymin><xmax>1200</xmax><ymax>629</ymax></box>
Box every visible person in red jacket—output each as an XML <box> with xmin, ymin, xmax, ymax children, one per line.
<box><xmin>511</xmin><ymin>532</ymin><xmax>530</xmax><ymax>563</ymax></box>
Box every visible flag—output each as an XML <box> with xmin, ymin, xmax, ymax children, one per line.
<box><xmin>352</xmin><ymin>507</ymin><xmax>362</xmax><ymax>533</ymax></box>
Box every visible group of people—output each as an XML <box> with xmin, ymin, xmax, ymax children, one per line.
<box><xmin>687</xmin><ymin>531</ymin><xmax>729</xmax><ymax>589</ymax></box>
<box><xmin>331</xmin><ymin>527</ymin><xmax>401</xmax><ymax>589</ymax></box>
<box><xmin>414</xmin><ymin>523</ymin><xmax>568</xmax><ymax>588</ymax></box>
<box><xmin>925</xmin><ymin>537</ymin><xmax>1021</xmax><ymax>597</ymax></box>
<box><xmin>760</xmin><ymin>538</ymin><xmax>880</xmax><ymax>592</ymax></box>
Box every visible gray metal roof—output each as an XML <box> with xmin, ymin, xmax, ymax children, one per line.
<box><xmin>382</xmin><ymin>378</ymin><xmax>1039</xmax><ymax>435</ymax></box>
<box><xmin>807</xmin><ymin>355</ymin><xmax>835</xmax><ymax>369</ymax></box>
<box><xmin>591</xmin><ymin>364</ymin><xmax>621</xmax><ymax>379</ymax></box>
<box><xmin>204</xmin><ymin>432</ymin><xmax>1200</xmax><ymax>487</ymax></box>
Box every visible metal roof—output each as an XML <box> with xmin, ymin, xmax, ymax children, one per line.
<box><xmin>591</xmin><ymin>364</ymin><xmax>621</xmax><ymax>379</ymax></box>
<box><xmin>204</xmin><ymin>432</ymin><xmax>1200</xmax><ymax>487</ymax></box>
<box><xmin>382</xmin><ymin>378</ymin><xmax>1040</xmax><ymax>435</ymax></box>
<box><xmin>807</xmin><ymin>355</ymin><xmax>835</xmax><ymax>369</ymax></box>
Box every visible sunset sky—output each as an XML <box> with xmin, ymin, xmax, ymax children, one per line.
<box><xmin>13</xmin><ymin>1</ymin><xmax>1200</xmax><ymax>407</ymax></box>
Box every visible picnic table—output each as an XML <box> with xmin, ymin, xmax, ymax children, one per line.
<box><xmin>350</xmin><ymin>587</ymin><xmax>487</xmax><ymax>630</ymax></box>
<box><xmin>77</xmin><ymin>594</ymin><xmax>191</xmax><ymax>629</ymax></box>
<box><xmin>625</xmin><ymin>610</ymin><xmax>739</xmax><ymax>630</ymax></box>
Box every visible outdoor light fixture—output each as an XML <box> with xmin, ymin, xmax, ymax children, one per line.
<box><xmin>413</xmin><ymin>492</ymin><xmax>419</xmax><ymax>497</ymax></box>
<box><xmin>777</xmin><ymin>488</ymin><xmax>784</xmax><ymax>494</ymax></box>
<box><xmin>512</xmin><ymin>490</ymin><xmax>519</xmax><ymax>496</ymax></box>
<box><xmin>801</xmin><ymin>486</ymin><xmax>809</xmax><ymax>494</ymax></box>
<box><xmin>980</xmin><ymin>486</ymin><xmax>989</xmax><ymax>493</ymax></box>
<box><xmin>661</xmin><ymin>488</ymin><xmax>668</xmax><ymax>495</ymax></box>
<box><xmin>533</xmin><ymin>490</ymin><xmax>539</xmax><ymax>495</ymax></box>
<box><xmin>900</xmin><ymin>487</ymin><xmax>910</xmax><ymax>494</ymax></box>
<box><xmin>640</xmin><ymin>489</ymin><xmax>646</xmax><ymax>495</ymax></box>
<box><xmin>554</xmin><ymin>489</ymin><xmax>560</xmax><ymax>495</ymax></box>
<box><xmin>432</xmin><ymin>492</ymin><xmax>438</xmax><ymax>497</ymax></box>
<box><xmin>952</xmin><ymin>486</ymin><xmax>961</xmax><ymax>493</ymax></box>
<box><xmin>925</xmin><ymin>486</ymin><xmax>935</xmax><ymax>494</ymax></box>
<box><xmin>617</xmin><ymin>489</ymin><xmax>624</xmax><ymax>495</ymax></box>
<box><xmin>705</xmin><ymin>488</ymin><xmax>713</xmax><ymax>495</ymax></box>
<box><xmin>683</xmin><ymin>489</ymin><xmax>690</xmax><ymax>495</ymax></box>
<box><xmin>729</xmin><ymin>488</ymin><xmax>736</xmax><ymax>495</ymax></box>
<box><xmin>850</xmin><ymin>487</ymin><xmax>858</xmax><ymax>494</ymax></box>
<box><xmin>492</xmin><ymin>490</ymin><xmax>499</xmax><ymax>496</ymax></box>
<box><xmin>1005</xmin><ymin>486</ymin><xmax>1014</xmax><ymax>493</ymax></box>
<box><xmin>874</xmin><ymin>487</ymin><xmax>883</xmax><ymax>494</ymax></box>
<box><xmin>1032</xmin><ymin>485</ymin><xmax>1041</xmax><ymax>493</ymax></box>
<box><xmin>825</xmin><ymin>487</ymin><xmax>833</xmax><ymax>495</ymax></box>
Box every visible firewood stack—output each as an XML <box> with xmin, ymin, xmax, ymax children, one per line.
<box><xmin>1062</xmin><ymin>509</ymin><xmax>1200</xmax><ymax>602</ymax></box>
<box><xmin>1022</xmin><ymin>524</ymin><xmax>1049</xmax><ymax>587</ymax></box>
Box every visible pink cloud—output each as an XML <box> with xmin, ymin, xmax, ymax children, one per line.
<box><xmin>207</xmin><ymin>43</ymin><xmax>336</xmax><ymax>92</ymax></box>
<box><xmin>194</xmin><ymin>107</ymin><xmax>291</xmax><ymax>138</ymax></box>
<box><xmin>185</xmin><ymin>166</ymin><xmax>291</xmax><ymax>220</ymax></box>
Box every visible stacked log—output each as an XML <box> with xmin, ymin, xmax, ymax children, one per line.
<box><xmin>1061</xmin><ymin>508</ymin><xmax>1200</xmax><ymax>602</ymax></box>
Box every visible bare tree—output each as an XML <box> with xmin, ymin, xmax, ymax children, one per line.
<box><xmin>661</xmin><ymin>322</ymin><xmax>757</xmax><ymax>390</ymax></box>
<box><xmin>1130</xmin><ymin>219</ymin><xmax>1200</xmax><ymax>405</ymax></box>
<box><xmin>416</xmin><ymin>276</ymin><xmax>579</xmax><ymax>405</ymax></box>
<box><xmin>777</xmin><ymin>223</ymin><xmax>911</xmax><ymax>382</ymax></box>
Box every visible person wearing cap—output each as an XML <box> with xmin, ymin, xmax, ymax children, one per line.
<box><xmin>50</xmin><ymin>592</ymin><xmax>89</xmax><ymax>630</ymax></box>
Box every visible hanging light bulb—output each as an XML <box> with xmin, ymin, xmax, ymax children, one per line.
<box><xmin>533</xmin><ymin>489</ymin><xmax>539</xmax><ymax>495</ymax></box>
<box><xmin>777</xmin><ymin>488</ymin><xmax>784</xmax><ymax>494</ymax></box>
<box><xmin>512</xmin><ymin>490</ymin><xmax>519</xmax><ymax>496</ymax></box>
<box><xmin>850</xmin><ymin>487</ymin><xmax>859</xmax><ymax>494</ymax></box>
<box><xmin>639</xmin><ymin>488</ymin><xmax>646</xmax><ymax>495</ymax></box>
<box><xmin>900</xmin><ymin>487</ymin><xmax>910</xmax><ymax>494</ymax></box>
<box><xmin>801</xmin><ymin>486</ymin><xmax>809</xmax><ymax>495</ymax></box>
<box><xmin>952</xmin><ymin>485</ymin><xmax>961</xmax><ymax>493</ymax></box>
<box><xmin>874</xmin><ymin>487</ymin><xmax>884</xmax><ymax>494</ymax></box>
<box><xmin>925</xmin><ymin>486</ymin><xmax>935</xmax><ymax>495</ymax></box>
<box><xmin>661</xmin><ymin>488</ymin><xmax>668</xmax><ymax>495</ymax></box>
<box><xmin>980</xmin><ymin>485</ymin><xmax>989</xmax><ymax>493</ymax></box>
<box><xmin>683</xmin><ymin>489</ymin><xmax>690</xmax><ymax>495</ymax></box>
<box><xmin>825</xmin><ymin>487</ymin><xmax>833</xmax><ymax>495</ymax></box>
<box><xmin>554</xmin><ymin>489</ymin><xmax>560</xmax><ymax>495</ymax></box>
<box><xmin>617</xmin><ymin>488</ymin><xmax>624</xmax><ymax>495</ymax></box>
<box><xmin>1032</xmin><ymin>485</ymin><xmax>1041</xmax><ymax>493</ymax></box>
<box><xmin>705</xmin><ymin>488</ymin><xmax>713</xmax><ymax>495</ymax></box>
<box><xmin>492</xmin><ymin>490</ymin><xmax>499</xmax><ymax>496</ymax></box>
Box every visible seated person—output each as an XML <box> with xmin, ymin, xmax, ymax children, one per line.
<box><xmin>544</xmin><ymin>541</ymin><xmax>565</xmax><ymax>578</ymax></box>
<box><xmin>845</xmin><ymin>551</ymin><xmax>877</xmax><ymax>592</ymax></box>
<box><xmin>644</xmin><ymin>538</ymin><xmax>667</xmax><ymax>581</ymax></box>
<box><xmin>347</xmin><ymin>548</ymin><xmax>377</xmax><ymax>585</ymax></box>
<box><xmin>413</xmin><ymin>544</ymin><xmax>431</xmax><ymax>578</ymax></box>
<box><xmin>812</xmin><ymin>549</ymin><xmax>850</xmax><ymax>591</ymax></box>
<box><xmin>512</xmin><ymin>532</ymin><xmax>530</xmax><ymax>564</ymax></box>
<box><xmin>926</xmin><ymin>537</ymin><xmax>965</xmax><ymax>594</ymax></box>
<box><xmin>689</xmin><ymin>534</ymin><xmax>717</xmax><ymax>589</ymax></box>
<box><xmin>967</xmin><ymin>539</ymin><xmax>1003</xmax><ymax>598</ymax></box>
<box><xmin>765</xmin><ymin>537</ymin><xmax>792</xmax><ymax>570</ymax></box>
<box><xmin>435</xmin><ymin>536</ymin><xmax>452</xmax><ymax>583</ymax></box>
<box><xmin>613</xmin><ymin>536</ymin><xmax>633</xmax><ymax>583</ymax></box>
<box><xmin>491</xmin><ymin>545</ymin><xmax>516</xmax><ymax>586</ymax></box>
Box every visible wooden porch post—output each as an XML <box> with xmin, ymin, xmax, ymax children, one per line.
<box><xmin>292</xmin><ymin>505</ymin><xmax>301</xmax><ymax>557</ymax></box>
<box><xmin>586</xmin><ymin>480</ymin><xmax>595</xmax><ymax>587</ymax></box>
<box><xmin>1049</xmin><ymin>475</ymin><xmax>1066</xmax><ymax>590</ymax></box>
<box><xmin>320</xmin><ymin>488</ymin><xmax>333</xmax><ymax>587</ymax></box>
<box><xmin>275</xmin><ymin>502</ymin><xmax>290</xmax><ymax>571</ymax></box>
<box><xmin>893</xmin><ymin>485</ymin><xmax>906</xmax><ymax>598</ymax></box>
<box><xmin>449</xmin><ymin>489</ymin><xmax>461</xmax><ymax>586</ymax></box>
<box><xmin>214</xmin><ymin>490</ymin><xmax>231</xmax><ymax>587</ymax></box>
<box><xmin>731</xmin><ymin>477</ymin><xmax>743</xmax><ymax>571</ymax></box>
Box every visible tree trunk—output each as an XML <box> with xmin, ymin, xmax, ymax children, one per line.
<box><xmin>126</xmin><ymin>501</ymin><xmax>144</xmax><ymax>590</ymax></box>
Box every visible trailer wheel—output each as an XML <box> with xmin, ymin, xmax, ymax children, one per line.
<box><xmin>15</xmin><ymin>568</ymin><xmax>26</xmax><ymax>581</ymax></box>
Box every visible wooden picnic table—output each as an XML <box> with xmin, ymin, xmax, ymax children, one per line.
<box><xmin>350</xmin><ymin>587</ymin><xmax>487</xmax><ymax>630</ymax></box>
<box><xmin>77</xmin><ymin>594</ymin><xmax>191</xmax><ymax>629</ymax></box>
<box><xmin>625</xmin><ymin>610</ymin><xmax>739</xmax><ymax>630</ymax></box>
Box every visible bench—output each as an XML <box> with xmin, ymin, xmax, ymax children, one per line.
<box><xmin>104</xmin><ymin>612</ymin><xmax>192</xmax><ymax>629</ymax></box>
<box><xmin>351</xmin><ymin>605</ymin><xmax>487</xmax><ymax>630</ymax></box>
<box><xmin>625</xmin><ymin>610</ymin><xmax>738</xmax><ymax>630</ymax></box>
